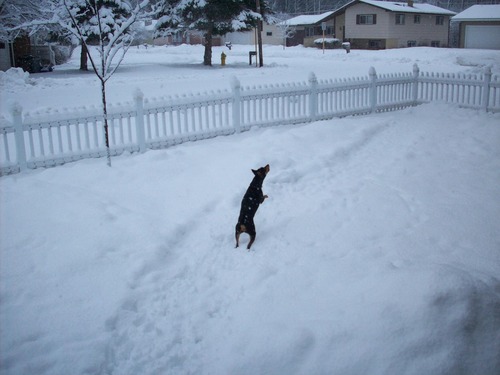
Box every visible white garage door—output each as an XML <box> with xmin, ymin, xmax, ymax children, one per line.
<box><xmin>465</xmin><ymin>25</ymin><xmax>500</xmax><ymax>50</ymax></box>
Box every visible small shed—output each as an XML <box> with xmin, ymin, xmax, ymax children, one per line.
<box><xmin>452</xmin><ymin>5</ymin><xmax>500</xmax><ymax>50</ymax></box>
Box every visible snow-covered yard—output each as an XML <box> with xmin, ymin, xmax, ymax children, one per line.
<box><xmin>1</xmin><ymin>45</ymin><xmax>499</xmax><ymax>375</ymax></box>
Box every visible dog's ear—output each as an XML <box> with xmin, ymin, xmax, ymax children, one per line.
<box><xmin>252</xmin><ymin>169</ymin><xmax>257</xmax><ymax>175</ymax></box>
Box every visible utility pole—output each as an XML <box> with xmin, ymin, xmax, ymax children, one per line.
<box><xmin>256</xmin><ymin>0</ymin><xmax>264</xmax><ymax>67</ymax></box>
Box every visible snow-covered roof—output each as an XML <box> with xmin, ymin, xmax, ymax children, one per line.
<box><xmin>452</xmin><ymin>5</ymin><xmax>500</xmax><ymax>22</ymax></box>
<box><xmin>282</xmin><ymin>1</ymin><xmax>455</xmax><ymax>26</ymax></box>
<box><xmin>357</xmin><ymin>0</ymin><xmax>456</xmax><ymax>16</ymax></box>
<box><xmin>283</xmin><ymin>11</ymin><xmax>334</xmax><ymax>26</ymax></box>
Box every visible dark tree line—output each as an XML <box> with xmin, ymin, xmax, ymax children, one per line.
<box><xmin>427</xmin><ymin>0</ymin><xmax>500</xmax><ymax>12</ymax></box>
<box><xmin>268</xmin><ymin>0</ymin><xmax>350</xmax><ymax>14</ymax></box>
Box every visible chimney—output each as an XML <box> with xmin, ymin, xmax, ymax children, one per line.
<box><xmin>407</xmin><ymin>0</ymin><xmax>414</xmax><ymax>7</ymax></box>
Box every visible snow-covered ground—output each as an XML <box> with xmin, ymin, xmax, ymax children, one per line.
<box><xmin>2</xmin><ymin>44</ymin><xmax>500</xmax><ymax>118</ymax></box>
<box><xmin>1</xmin><ymin>45</ymin><xmax>499</xmax><ymax>375</ymax></box>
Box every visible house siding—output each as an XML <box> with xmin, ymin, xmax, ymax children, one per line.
<box><xmin>223</xmin><ymin>24</ymin><xmax>282</xmax><ymax>46</ymax></box>
<box><xmin>346</xmin><ymin>3</ymin><xmax>392</xmax><ymax>39</ymax></box>
<box><xmin>344</xmin><ymin>3</ymin><xmax>450</xmax><ymax>49</ymax></box>
<box><xmin>336</xmin><ymin>16</ymin><xmax>346</xmax><ymax>40</ymax></box>
<box><xmin>386</xmin><ymin>12</ymin><xmax>450</xmax><ymax>47</ymax></box>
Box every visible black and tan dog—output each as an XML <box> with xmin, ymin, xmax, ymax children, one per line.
<box><xmin>235</xmin><ymin>164</ymin><xmax>270</xmax><ymax>250</ymax></box>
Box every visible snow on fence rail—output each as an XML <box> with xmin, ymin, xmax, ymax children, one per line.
<box><xmin>1</xmin><ymin>64</ymin><xmax>498</xmax><ymax>176</ymax></box>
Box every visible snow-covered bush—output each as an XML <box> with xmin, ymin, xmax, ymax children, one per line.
<box><xmin>51</xmin><ymin>44</ymin><xmax>75</xmax><ymax>65</ymax></box>
<box><xmin>314</xmin><ymin>37</ymin><xmax>341</xmax><ymax>49</ymax></box>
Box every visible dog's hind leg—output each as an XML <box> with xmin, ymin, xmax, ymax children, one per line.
<box><xmin>246</xmin><ymin>223</ymin><xmax>256</xmax><ymax>250</ymax></box>
<box><xmin>247</xmin><ymin>233</ymin><xmax>256</xmax><ymax>250</ymax></box>
<box><xmin>235</xmin><ymin>231</ymin><xmax>240</xmax><ymax>248</ymax></box>
<box><xmin>235</xmin><ymin>224</ymin><xmax>245</xmax><ymax>248</ymax></box>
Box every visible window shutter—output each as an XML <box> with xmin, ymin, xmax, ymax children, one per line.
<box><xmin>373</xmin><ymin>14</ymin><xmax>377</xmax><ymax>24</ymax></box>
<box><xmin>356</xmin><ymin>15</ymin><xmax>360</xmax><ymax>24</ymax></box>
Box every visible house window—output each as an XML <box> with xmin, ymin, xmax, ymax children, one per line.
<box><xmin>431</xmin><ymin>40</ymin><xmax>440</xmax><ymax>47</ymax></box>
<box><xmin>407</xmin><ymin>40</ymin><xmax>417</xmax><ymax>47</ymax></box>
<box><xmin>436</xmin><ymin>16</ymin><xmax>444</xmax><ymax>25</ymax></box>
<box><xmin>305</xmin><ymin>26</ymin><xmax>323</xmax><ymax>36</ymax></box>
<box><xmin>395</xmin><ymin>14</ymin><xmax>405</xmax><ymax>25</ymax></box>
<box><xmin>414</xmin><ymin>15</ymin><xmax>421</xmax><ymax>24</ymax></box>
<box><xmin>356</xmin><ymin>14</ymin><xmax>377</xmax><ymax>25</ymax></box>
<box><xmin>266</xmin><ymin>31</ymin><xmax>272</xmax><ymax>36</ymax></box>
<box><xmin>0</xmin><ymin>42</ymin><xmax>5</xmax><ymax>49</ymax></box>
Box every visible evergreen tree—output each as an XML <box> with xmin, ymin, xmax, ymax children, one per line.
<box><xmin>156</xmin><ymin>0</ymin><xmax>270</xmax><ymax>66</ymax></box>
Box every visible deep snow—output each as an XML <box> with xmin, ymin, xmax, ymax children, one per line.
<box><xmin>1</xmin><ymin>45</ymin><xmax>500</xmax><ymax>375</ymax></box>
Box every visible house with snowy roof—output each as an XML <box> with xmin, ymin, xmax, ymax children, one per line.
<box><xmin>452</xmin><ymin>5</ymin><xmax>500</xmax><ymax>50</ymax></box>
<box><xmin>331</xmin><ymin>0</ymin><xmax>456</xmax><ymax>49</ymax></box>
<box><xmin>280</xmin><ymin>11</ymin><xmax>336</xmax><ymax>47</ymax></box>
<box><xmin>283</xmin><ymin>0</ymin><xmax>456</xmax><ymax>49</ymax></box>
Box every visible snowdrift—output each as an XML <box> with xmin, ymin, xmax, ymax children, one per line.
<box><xmin>1</xmin><ymin>103</ymin><xmax>499</xmax><ymax>375</ymax></box>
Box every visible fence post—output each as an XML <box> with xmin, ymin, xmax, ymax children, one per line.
<box><xmin>412</xmin><ymin>63</ymin><xmax>420</xmax><ymax>106</ymax></box>
<box><xmin>134</xmin><ymin>89</ymin><xmax>146</xmax><ymax>153</ymax></box>
<box><xmin>12</xmin><ymin>103</ymin><xmax>27</xmax><ymax>172</ymax></box>
<box><xmin>482</xmin><ymin>66</ymin><xmax>492</xmax><ymax>111</ymax></box>
<box><xmin>231</xmin><ymin>76</ymin><xmax>241</xmax><ymax>133</ymax></box>
<box><xmin>369</xmin><ymin>67</ymin><xmax>377</xmax><ymax>113</ymax></box>
<box><xmin>309</xmin><ymin>72</ymin><xmax>318</xmax><ymax>121</ymax></box>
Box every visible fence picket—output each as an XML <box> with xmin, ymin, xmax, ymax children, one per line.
<box><xmin>1</xmin><ymin>66</ymin><xmax>498</xmax><ymax>176</ymax></box>
<box><xmin>2</xmin><ymin>131</ymin><xmax>10</xmax><ymax>163</ymax></box>
<box><xmin>12</xmin><ymin>103</ymin><xmax>27</xmax><ymax>172</ymax></box>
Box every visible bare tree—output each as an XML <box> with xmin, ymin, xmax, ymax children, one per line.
<box><xmin>0</xmin><ymin>0</ymin><xmax>54</xmax><ymax>42</ymax></box>
<box><xmin>60</xmin><ymin>0</ymin><xmax>151</xmax><ymax>166</ymax></box>
<box><xmin>272</xmin><ymin>12</ymin><xmax>296</xmax><ymax>49</ymax></box>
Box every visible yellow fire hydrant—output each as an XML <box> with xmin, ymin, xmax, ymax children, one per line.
<box><xmin>221</xmin><ymin>52</ymin><xmax>226</xmax><ymax>66</ymax></box>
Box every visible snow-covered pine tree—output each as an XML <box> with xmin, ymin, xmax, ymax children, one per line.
<box><xmin>155</xmin><ymin>0</ymin><xmax>271</xmax><ymax>66</ymax></box>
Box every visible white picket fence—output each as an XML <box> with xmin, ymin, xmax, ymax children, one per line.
<box><xmin>1</xmin><ymin>64</ymin><xmax>498</xmax><ymax>176</ymax></box>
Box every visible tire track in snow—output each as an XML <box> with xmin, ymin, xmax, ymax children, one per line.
<box><xmin>263</xmin><ymin>117</ymin><xmax>432</xmax><ymax>264</ymax></box>
<box><xmin>99</xmin><ymin>197</ymin><xmax>235</xmax><ymax>375</ymax></box>
<box><xmin>269</xmin><ymin>120</ymin><xmax>391</xmax><ymax>195</ymax></box>
<box><xmin>263</xmin><ymin>120</ymin><xmax>397</xmax><ymax>254</ymax></box>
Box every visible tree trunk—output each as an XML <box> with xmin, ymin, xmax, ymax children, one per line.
<box><xmin>80</xmin><ymin>42</ymin><xmax>88</xmax><ymax>71</ymax></box>
<box><xmin>256</xmin><ymin>0</ymin><xmax>264</xmax><ymax>67</ymax></box>
<box><xmin>203</xmin><ymin>30</ymin><xmax>212</xmax><ymax>66</ymax></box>
<box><xmin>100</xmin><ymin>78</ymin><xmax>111</xmax><ymax>167</ymax></box>
<box><xmin>257</xmin><ymin>20</ymin><xmax>263</xmax><ymax>67</ymax></box>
